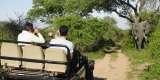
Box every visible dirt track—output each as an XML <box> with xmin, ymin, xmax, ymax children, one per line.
<box><xmin>94</xmin><ymin>50</ymin><xmax>133</xmax><ymax>80</ymax></box>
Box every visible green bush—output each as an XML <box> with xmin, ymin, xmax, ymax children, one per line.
<box><xmin>0</xmin><ymin>22</ymin><xmax>18</xmax><ymax>41</ymax></box>
<box><xmin>148</xmin><ymin>21</ymin><xmax>160</xmax><ymax>59</ymax></box>
<box><xmin>45</xmin><ymin>15</ymin><xmax>122</xmax><ymax>52</ymax></box>
<box><xmin>140</xmin><ymin>63</ymin><xmax>160</xmax><ymax>80</ymax></box>
<box><xmin>139</xmin><ymin>11</ymin><xmax>160</xmax><ymax>26</ymax></box>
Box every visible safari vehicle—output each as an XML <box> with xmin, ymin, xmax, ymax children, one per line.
<box><xmin>0</xmin><ymin>40</ymin><xmax>94</xmax><ymax>80</ymax></box>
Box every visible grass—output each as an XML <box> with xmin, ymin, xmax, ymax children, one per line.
<box><xmin>122</xmin><ymin>47</ymin><xmax>157</xmax><ymax>80</ymax></box>
<box><xmin>122</xmin><ymin>48</ymin><xmax>153</xmax><ymax>65</ymax></box>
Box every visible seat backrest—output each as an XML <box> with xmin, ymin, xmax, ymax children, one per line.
<box><xmin>1</xmin><ymin>42</ymin><xmax>22</xmax><ymax>67</ymax></box>
<box><xmin>44</xmin><ymin>48</ymin><xmax>67</xmax><ymax>73</ymax></box>
<box><xmin>22</xmin><ymin>45</ymin><xmax>44</xmax><ymax>70</ymax></box>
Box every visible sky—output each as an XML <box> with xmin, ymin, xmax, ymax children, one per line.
<box><xmin>90</xmin><ymin>10</ymin><xmax>130</xmax><ymax>30</ymax></box>
<box><xmin>0</xmin><ymin>0</ymin><xmax>129</xmax><ymax>30</ymax></box>
<box><xmin>0</xmin><ymin>0</ymin><xmax>32</xmax><ymax>21</ymax></box>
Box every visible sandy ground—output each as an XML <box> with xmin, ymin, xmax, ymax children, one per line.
<box><xmin>94</xmin><ymin>50</ymin><xmax>133</xmax><ymax>80</ymax></box>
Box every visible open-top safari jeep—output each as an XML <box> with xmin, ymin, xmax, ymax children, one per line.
<box><xmin>0</xmin><ymin>40</ymin><xmax>94</xmax><ymax>80</ymax></box>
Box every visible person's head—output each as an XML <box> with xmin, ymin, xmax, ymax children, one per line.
<box><xmin>55</xmin><ymin>30</ymin><xmax>60</xmax><ymax>38</ymax></box>
<box><xmin>24</xmin><ymin>22</ymin><xmax>34</xmax><ymax>33</ymax></box>
<box><xmin>59</xmin><ymin>25</ymin><xmax>69</xmax><ymax>36</ymax></box>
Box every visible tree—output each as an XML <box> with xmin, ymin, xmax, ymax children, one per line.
<box><xmin>28</xmin><ymin>0</ymin><xmax>66</xmax><ymax>21</ymax></box>
<box><xmin>29</xmin><ymin>0</ymin><xmax>160</xmax><ymax>49</ymax></box>
<box><xmin>0</xmin><ymin>14</ymin><xmax>26</xmax><ymax>41</ymax></box>
<box><xmin>0</xmin><ymin>21</ymin><xmax>21</xmax><ymax>41</ymax></box>
<box><xmin>65</xmin><ymin>0</ymin><xmax>160</xmax><ymax>49</ymax></box>
<box><xmin>0</xmin><ymin>22</ymin><xmax>14</xmax><ymax>40</ymax></box>
<box><xmin>46</xmin><ymin>15</ymin><xmax>120</xmax><ymax>52</ymax></box>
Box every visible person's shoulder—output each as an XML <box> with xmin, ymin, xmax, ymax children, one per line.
<box><xmin>50</xmin><ymin>39</ymin><xmax>57</xmax><ymax>43</ymax></box>
<box><xmin>50</xmin><ymin>38</ymin><xmax>57</xmax><ymax>41</ymax></box>
<box><xmin>66</xmin><ymin>40</ymin><xmax>73</xmax><ymax>45</ymax></box>
<box><xmin>20</xmin><ymin>31</ymin><xmax>32</xmax><ymax>36</ymax></box>
<box><xmin>18</xmin><ymin>32</ymin><xmax>23</xmax><ymax>37</ymax></box>
<box><xmin>18</xmin><ymin>32</ymin><xmax>22</xmax><ymax>36</ymax></box>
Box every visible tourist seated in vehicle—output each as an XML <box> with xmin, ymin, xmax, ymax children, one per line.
<box><xmin>46</xmin><ymin>32</ymin><xmax>54</xmax><ymax>43</ymax></box>
<box><xmin>50</xmin><ymin>25</ymin><xmax>74</xmax><ymax>55</ymax></box>
<box><xmin>18</xmin><ymin>22</ymin><xmax>45</xmax><ymax>46</ymax></box>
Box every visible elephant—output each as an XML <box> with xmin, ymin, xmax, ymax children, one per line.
<box><xmin>132</xmin><ymin>20</ymin><xmax>151</xmax><ymax>49</ymax></box>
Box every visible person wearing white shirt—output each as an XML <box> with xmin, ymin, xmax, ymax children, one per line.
<box><xmin>50</xmin><ymin>25</ymin><xmax>74</xmax><ymax>54</ymax></box>
<box><xmin>18</xmin><ymin>22</ymin><xmax>45</xmax><ymax>46</ymax></box>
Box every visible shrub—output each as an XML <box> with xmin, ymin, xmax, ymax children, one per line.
<box><xmin>45</xmin><ymin>15</ymin><xmax>122</xmax><ymax>52</ymax></box>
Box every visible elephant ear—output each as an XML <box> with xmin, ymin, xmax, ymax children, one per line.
<box><xmin>131</xmin><ymin>24</ymin><xmax>136</xmax><ymax>38</ymax></box>
<box><xmin>143</xmin><ymin>21</ymin><xmax>151</xmax><ymax>35</ymax></box>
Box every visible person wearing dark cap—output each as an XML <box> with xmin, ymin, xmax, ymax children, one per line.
<box><xmin>50</xmin><ymin>25</ymin><xmax>74</xmax><ymax>54</ymax></box>
<box><xmin>18</xmin><ymin>22</ymin><xmax>45</xmax><ymax>45</ymax></box>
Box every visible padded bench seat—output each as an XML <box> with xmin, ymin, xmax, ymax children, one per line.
<box><xmin>22</xmin><ymin>45</ymin><xmax>44</xmax><ymax>70</ymax></box>
<box><xmin>44</xmin><ymin>48</ymin><xmax>67</xmax><ymax>73</ymax></box>
<box><xmin>1</xmin><ymin>42</ymin><xmax>22</xmax><ymax>68</ymax></box>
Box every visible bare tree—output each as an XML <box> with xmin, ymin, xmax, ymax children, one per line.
<box><xmin>7</xmin><ymin>12</ymin><xmax>27</xmax><ymax>36</ymax></box>
<box><xmin>105</xmin><ymin>0</ymin><xmax>160</xmax><ymax>49</ymax></box>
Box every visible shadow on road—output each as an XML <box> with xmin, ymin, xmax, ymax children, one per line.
<box><xmin>94</xmin><ymin>77</ymin><xmax>107</xmax><ymax>80</ymax></box>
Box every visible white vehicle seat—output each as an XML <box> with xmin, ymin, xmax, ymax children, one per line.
<box><xmin>1</xmin><ymin>42</ymin><xmax>22</xmax><ymax>68</ymax></box>
<box><xmin>44</xmin><ymin>48</ymin><xmax>67</xmax><ymax>73</ymax></box>
<box><xmin>22</xmin><ymin>45</ymin><xmax>44</xmax><ymax>70</ymax></box>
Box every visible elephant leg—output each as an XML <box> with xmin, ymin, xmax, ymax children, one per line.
<box><xmin>137</xmin><ymin>38</ymin><xmax>143</xmax><ymax>49</ymax></box>
<box><xmin>141</xmin><ymin>38</ymin><xmax>145</xmax><ymax>48</ymax></box>
<box><xmin>134</xmin><ymin>39</ymin><xmax>139</xmax><ymax>49</ymax></box>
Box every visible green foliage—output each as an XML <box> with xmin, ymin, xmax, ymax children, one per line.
<box><xmin>139</xmin><ymin>11</ymin><xmax>160</xmax><ymax>26</ymax></box>
<box><xmin>28</xmin><ymin>0</ymin><xmax>66</xmax><ymax>20</ymax></box>
<box><xmin>45</xmin><ymin>15</ymin><xmax>121</xmax><ymax>52</ymax></box>
<box><xmin>140</xmin><ymin>63</ymin><xmax>160</xmax><ymax>80</ymax></box>
<box><xmin>64</xmin><ymin>0</ymin><xmax>95</xmax><ymax>16</ymax></box>
<box><xmin>121</xmin><ymin>30</ymin><xmax>134</xmax><ymax>50</ymax></box>
<box><xmin>28</xmin><ymin>0</ymin><xmax>117</xmax><ymax>21</ymax></box>
<box><xmin>139</xmin><ymin>11</ymin><xmax>153</xmax><ymax>21</ymax></box>
<box><xmin>29</xmin><ymin>0</ymin><xmax>157</xmax><ymax>22</ymax></box>
<box><xmin>0</xmin><ymin>22</ymin><xmax>18</xmax><ymax>41</ymax></box>
<box><xmin>0</xmin><ymin>19</ymin><xmax>24</xmax><ymax>41</ymax></box>
<box><xmin>40</xmin><ymin>27</ymin><xmax>56</xmax><ymax>42</ymax></box>
<box><xmin>28</xmin><ymin>0</ymin><xmax>123</xmax><ymax>60</ymax></box>
<box><xmin>148</xmin><ymin>21</ymin><xmax>160</xmax><ymax>59</ymax></box>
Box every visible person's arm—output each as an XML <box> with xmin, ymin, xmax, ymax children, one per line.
<box><xmin>31</xmin><ymin>33</ymin><xmax>45</xmax><ymax>43</ymax></box>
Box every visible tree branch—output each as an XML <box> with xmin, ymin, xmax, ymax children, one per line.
<box><xmin>113</xmin><ymin>9</ymin><xmax>134</xmax><ymax>23</ymax></box>
<box><xmin>119</xmin><ymin>0</ymin><xmax>139</xmax><ymax>16</ymax></box>
<box><xmin>127</xmin><ymin>0</ymin><xmax>130</xmax><ymax>4</ymax></box>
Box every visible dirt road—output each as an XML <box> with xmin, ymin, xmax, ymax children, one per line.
<box><xmin>94</xmin><ymin>50</ymin><xmax>133</xmax><ymax>80</ymax></box>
